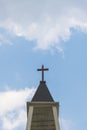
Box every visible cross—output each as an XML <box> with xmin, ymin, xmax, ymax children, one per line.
<box><xmin>37</xmin><ymin>65</ymin><xmax>49</xmax><ymax>81</ymax></box>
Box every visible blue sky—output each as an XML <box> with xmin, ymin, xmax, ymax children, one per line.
<box><xmin>0</xmin><ymin>0</ymin><xmax>87</xmax><ymax>130</ymax></box>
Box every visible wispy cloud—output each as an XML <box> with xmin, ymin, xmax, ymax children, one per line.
<box><xmin>60</xmin><ymin>118</ymin><xmax>73</xmax><ymax>130</ymax></box>
<box><xmin>0</xmin><ymin>34</ymin><xmax>12</xmax><ymax>46</ymax></box>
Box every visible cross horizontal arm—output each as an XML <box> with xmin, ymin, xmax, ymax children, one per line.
<box><xmin>37</xmin><ymin>68</ymin><xmax>49</xmax><ymax>71</ymax></box>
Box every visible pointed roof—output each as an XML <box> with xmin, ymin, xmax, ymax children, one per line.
<box><xmin>31</xmin><ymin>81</ymin><xmax>54</xmax><ymax>102</ymax></box>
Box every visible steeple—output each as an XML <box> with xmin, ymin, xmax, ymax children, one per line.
<box><xmin>26</xmin><ymin>65</ymin><xmax>60</xmax><ymax>130</ymax></box>
<box><xmin>31</xmin><ymin>65</ymin><xmax>54</xmax><ymax>102</ymax></box>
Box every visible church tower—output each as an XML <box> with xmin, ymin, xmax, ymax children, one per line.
<box><xmin>26</xmin><ymin>65</ymin><xmax>60</xmax><ymax>130</ymax></box>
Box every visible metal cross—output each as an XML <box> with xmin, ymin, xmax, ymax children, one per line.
<box><xmin>37</xmin><ymin>65</ymin><xmax>49</xmax><ymax>81</ymax></box>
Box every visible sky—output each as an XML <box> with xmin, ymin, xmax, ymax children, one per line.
<box><xmin>0</xmin><ymin>0</ymin><xmax>87</xmax><ymax>130</ymax></box>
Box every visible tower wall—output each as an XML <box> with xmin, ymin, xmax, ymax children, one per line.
<box><xmin>26</xmin><ymin>102</ymin><xmax>60</xmax><ymax>130</ymax></box>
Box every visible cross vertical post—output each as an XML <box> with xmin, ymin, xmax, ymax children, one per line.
<box><xmin>37</xmin><ymin>65</ymin><xmax>49</xmax><ymax>81</ymax></box>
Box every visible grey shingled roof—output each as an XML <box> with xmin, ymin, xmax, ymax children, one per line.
<box><xmin>31</xmin><ymin>81</ymin><xmax>54</xmax><ymax>102</ymax></box>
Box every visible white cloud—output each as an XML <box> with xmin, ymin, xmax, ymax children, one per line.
<box><xmin>0</xmin><ymin>0</ymin><xmax>87</xmax><ymax>51</ymax></box>
<box><xmin>0</xmin><ymin>87</ymin><xmax>36</xmax><ymax>130</ymax></box>
<box><xmin>0</xmin><ymin>87</ymin><xmax>35</xmax><ymax>116</ymax></box>
<box><xmin>2</xmin><ymin>109</ymin><xmax>26</xmax><ymax>130</ymax></box>
<box><xmin>0</xmin><ymin>34</ymin><xmax>12</xmax><ymax>46</ymax></box>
